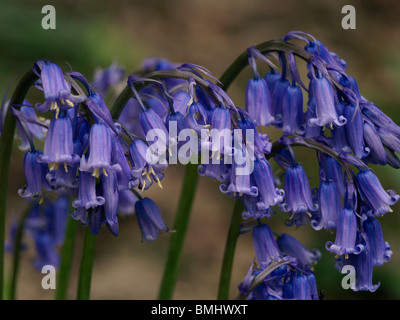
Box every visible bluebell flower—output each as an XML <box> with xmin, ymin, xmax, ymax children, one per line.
<box><xmin>101</xmin><ymin>172</ymin><xmax>120</xmax><ymax>236</ymax></box>
<box><xmin>280</xmin><ymin>163</ymin><xmax>317</xmax><ymax>226</ymax></box>
<box><xmin>18</xmin><ymin>150</ymin><xmax>51</xmax><ymax>198</ymax></box>
<box><xmin>336</xmin><ymin>243</ymin><xmax>380</xmax><ymax>292</ymax></box>
<box><xmin>356</xmin><ymin>169</ymin><xmax>399</xmax><ymax>217</ymax></box>
<box><xmin>362</xmin><ymin>217</ymin><xmax>392</xmax><ymax>267</ymax></box>
<box><xmin>307</xmin><ymin>73</ymin><xmax>346</xmax><ymax>128</ymax></box>
<box><xmin>210</xmin><ymin>106</ymin><xmax>232</xmax><ymax>155</ymax></box>
<box><xmin>186</xmin><ymin>101</ymin><xmax>209</xmax><ymax>133</ymax></box>
<box><xmin>34</xmin><ymin>60</ymin><xmax>84</xmax><ymax>116</ymax></box>
<box><xmin>283</xmin><ymin>270</ymin><xmax>318</xmax><ymax>300</ymax></box>
<box><xmin>245</xmin><ymin>77</ymin><xmax>274</xmax><ymax>127</ymax></box>
<box><xmin>344</xmin><ymin>103</ymin><xmax>369</xmax><ymax>159</ymax></box>
<box><xmin>13</xmin><ymin>101</ymin><xmax>49</xmax><ymax>151</ymax></box>
<box><xmin>129</xmin><ymin>139</ymin><xmax>168</xmax><ymax>190</ymax></box>
<box><xmin>270</xmin><ymin>77</ymin><xmax>290</xmax><ymax>123</ymax></box>
<box><xmin>326</xmin><ymin>208</ymin><xmax>364</xmax><ymax>256</ymax></box>
<box><xmin>363</xmin><ymin>121</ymin><xmax>387</xmax><ymax>165</ymax></box>
<box><xmin>140</xmin><ymin>107</ymin><xmax>170</xmax><ymax>146</ymax></box>
<box><xmin>312</xmin><ymin>180</ymin><xmax>342</xmax><ymax>230</ymax></box>
<box><xmin>197</xmin><ymin>162</ymin><xmax>230</xmax><ymax>183</ymax></box>
<box><xmin>38</xmin><ymin>112</ymin><xmax>80</xmax><ymax>171</ymax></box>
<box><xmin>281</xmin><ymin>82</ymin><xmax>305</xmax><ymax>135</ymax></box>
<box><xmin>72</xmin><ymin>172</ymin><xmax>105</xmax><ymax>210</ymax></box>
<box><xmin>134</xmin><ymin>197</ymin><xmax>169</xmax><ymax>242</ymax></box>
<box><xmin>276</xmin><ymin>233</ymin><xmax>321</xmax><ymax>267</ymax></box>
<box><xmin>252</xmin><ymin>158</ymin><xmax>284</xmax><ymax>210</ymax></box>
<box><xmin>80</xmin><ymin>122</ymin><xmax>122</xmax><ymax>178</ymax></box>
<box><xmin>240</xmin><ymin>194</ymin><xmax>271</xmax><ymax>220</ymax></box>
<box><xmin>252</xmin><ymin>224</ymin><xmax>281</xmax><ymax>265</ymax></box>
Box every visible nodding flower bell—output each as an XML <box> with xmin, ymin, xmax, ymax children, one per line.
<box><xmin>34</xmin><ymin>60</ymin><xmax>84</xmax><ymax>116</ymax></box>
<box><xmin>18</xmin><ymin>150</ymin><xmax>50</xmax><ymax>198</ymax></box>
<box><xmin>325</xmin><ymin>207</ymin><xmax>364</xmax><ymax>256</ymax></box>
<box><xmin>129</xmin><ymin>139</ymin><xmax>168</xmax><ymax>190</ymax></box>
<box><xmin>38</xmin><ymin>112</ymin><xmax>80</xmax><ymax>171</ymax></box>
<box><xmin>307</xmin><ymin>72</ymin><xmax>346</xmax><ymax>128</ymax></box>
<box><xmin>362</xmin><ymin>217</ymin><xmax>392</xmax><ymax>267</ymax></box>
<box><xmin>245</xmin><ymin>77</ymin><xmax>274</xmax><ymax>127</ymax></box>
<box><xmin>134</xmin><ymin>197</ymin><xmax>169</xmax><ymax>242</ymax></box>
<box><xmin>252</xmin><ymin>158</ymin><xmax>284</xmax><ymax>210</ymax></box>
<box><xmin>282</xmin><ymin>270</ymin><xmax>319</xmax><ymax>300</ymax></box>
<box><xmin>356</xmin><ymin>169</ymin><xmax>399</xmax><ymax>217</ymax></box>
<box><xmin>276</xmin><ymin>233</ymin><xmax>321</xmax><ymax>267</ymax></box>
<box><xmin>79</xmin><ymin>122</ymin><xmax>122</xmax><ymax>178</ymax></box>
<box><xmin>280</xmin><ymin>162</ymin><xmax>317</xmax><ymax>226</ymax></box>
<box><xmin>252</xmin><ymin>224</ymin><xmax>281</xmax><ymax>265</ymax></box>
<box><xmin>344</xmin><ymin>103</ymin><xmax>368</xmax><ymax>159</ymax></box>
<box><xmin>281</xmin><ymin>82</ymin><xmax>305</xmax><ymax>135</ymax></box>
<box><xmin>72</xmin><ymin>171</ymin><xmax>105</xmax><ymax>210</ymax></box>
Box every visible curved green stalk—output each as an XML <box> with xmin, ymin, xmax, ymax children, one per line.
<box><xmin>158</xmin><ymin>163</ymin><xmax>199</xmax><ymax>300</ymax></box>
<box><xmin>76</xmin><ymin>228</ymin><xmax>97</xmax><ymax>300</ymax></box>
<box><xmin>56</xmin><ymin>214</ymin><xmax>78</xmax><ymax>300</ymax></box>
<box><xmin>0</xmin><ymin>70</ymin><xmax>37</xmax><ymax>300</ymax></box>
<box><xmin>217</xmin><ymin>199</ymin><xmax>244</xmax><ymax>300</ymax></box>
<box><xmin>8</xmin><ymin>205</ymin><xmax>31</xmax><ymax>300</ymax></box>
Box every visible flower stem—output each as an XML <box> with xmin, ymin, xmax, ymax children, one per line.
<box><xmin>8</xmin><ymin>205</ymin><xmax>31</xmax><ymax>300</ymax></box>
<box><xmin>0</xmin><ymin>70</ymin><xmax>37</xmax><ymax>300</ymax></box>
<box><xmin>76</xmin><ymin>228</ymin><xmax>97</xmax><ymax>300</ymax></box>
<box><xmin>56</xmin><ymin>214</ymin><xmax>78</xmax><ymax>300</ymax></box>
<box><xmin>217</xmin><ymin>199</ymin><xmax>244</xmax><ymax>300</ymax></box>
<box><xmin>158</xmin><ymin>163</ymin><xmax>199</xmax><ymax>300</ymax></box>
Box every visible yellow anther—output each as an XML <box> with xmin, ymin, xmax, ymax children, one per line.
<box><xmin>49</xmin><ymin>162</ymin><xmax>59</xmax><ymax>171</ymax></box>
<box><xmin>103</xmin><ymin>169</ymin><xmax>108</xmax><ymax>177</ymax></box>
<box><xmin>92</xmin><ymin>168</ymin><xmax>100</xmax><ymax>178</ymax></box>
<box><xmin>66</xmin><ymin>99</ymin><xmax>74</xmax><ymax>107</ymax></box>
<box><xmin>60</xmin><ymin>98</ymin><xmax>65</xmax><ymax>105</ymax></box>
<box><xmin>64</xmin><ymin>162</ymin><xmax>68</xmax><ymax>173</ymax></box>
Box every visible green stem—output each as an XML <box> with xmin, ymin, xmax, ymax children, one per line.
<box><xmin>56</xmin><ymin>215</ymin><xmax>78</xmax><ymax>300</ymax></box>
<box><xmin>8</xmin><ymin>205</ymin><xmax>31</xmax><ymax>300</ymax></box>
<box><xmin>158</xmin><ymin>163</ymin><xmax>199</xmax><ymax>300</ymax></box>
<box><xmin>0</xmin><ymin>70</ymin><xmax>37</xmax><ymax>300</ymax></box>
<box><xmin>218</xmin><ymin>39</ymin><xmax>312</xmax><ymax>89</ymax></box>
<box><xmin>76</xmin><ymin>228</ymin><xmax>97</xmax><ymax>300</ymax></box>
<box><xmin>217</xmin><ymin>199</ymin><xmax>244</xmax><ymax>300</ymax></box>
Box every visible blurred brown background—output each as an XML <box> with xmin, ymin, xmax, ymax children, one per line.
<box><xmin>2</xmin><ymin>0</ymin><xmax>400</xmax><ymax>300</ymax></box>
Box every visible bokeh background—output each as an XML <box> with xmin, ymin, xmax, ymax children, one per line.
<box><xmin>1</xmin><ymin>0</ymin><xmax>400</xmax><ymax>300</ymax></box>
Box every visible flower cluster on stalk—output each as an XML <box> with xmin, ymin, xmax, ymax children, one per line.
<box><xmin>3</xmin><ymin>30</ymin><xmax>399</xmax><ymax>299</ymax></box>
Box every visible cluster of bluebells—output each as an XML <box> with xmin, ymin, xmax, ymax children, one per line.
<box><xmin>2</xmin><ymin>30</ymin><xmax>399</xmax><ymax>299</ymax></box>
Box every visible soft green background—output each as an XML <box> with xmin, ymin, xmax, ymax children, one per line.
<box><xmin>1</xmin><ymin>0</ymin><xmax>400</xmax><ymax>300</ymax></box>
